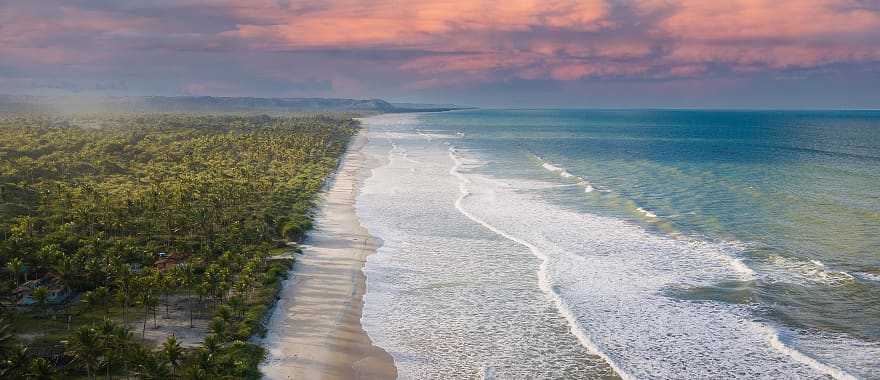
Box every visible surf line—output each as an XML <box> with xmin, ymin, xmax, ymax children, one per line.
<box><xmin>446</xmin><ymin>146</ymin><xmax>633</xmax><ymax>380</ymax></box>
<box><xmin>447</xmin><ymin>144</ymin><xmax>856</xmax><ymax>380</ymax></box>
<box><xmin>754</xmin><ymin>323</ymin><xmax>857</xmax><ymax>380</ymax></box>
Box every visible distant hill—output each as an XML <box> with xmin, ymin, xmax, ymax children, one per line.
<box><xmin>0</xmin><ymin>95</ymin><xmax>471</xmax><ymax>114</ymax></box>
<box><xmin>139</xmin><ymin>96</ymin><xmax>398</xmax><ymax>113</ymax></box>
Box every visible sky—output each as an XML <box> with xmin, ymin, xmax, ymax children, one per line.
<box><xmin>1</xmin><ymin>0</ymin><xmax>879</xmax><ymax>108</ymax></box>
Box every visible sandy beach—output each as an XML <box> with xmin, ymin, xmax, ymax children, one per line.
<box><xmin>261</xmin><ymin>129</ymin><xmax>397</xmax><ymax>380</ymax></box>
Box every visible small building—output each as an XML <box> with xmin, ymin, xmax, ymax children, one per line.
<box><xmin>14</xmin><ymin>274</ymin><xmax>71</xmax><ymax>306</ymax></box>
<box><xmin>153</xmin><ymin>252</ymin><xmax>191</xmax><ymax>272</ymax></box>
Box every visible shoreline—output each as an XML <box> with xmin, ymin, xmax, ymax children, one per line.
<box><xmin>260</xmin><ymin>127</ymin><xmax>397</xmax><ymax>379</ymax></box>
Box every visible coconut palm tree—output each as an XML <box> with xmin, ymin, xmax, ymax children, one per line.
<box><xmin>5</xmin><ymin>257</ymin><xmax>23</xmax><ymax>286</ymax></box>
<box><xmin>137</xmin><ymin>288</ymin><xmax>156</xmax><ymax>340</ymax></box>
<box><xmin>26</xmin><ymin>357</ymin><xmax>58</xmax><ymax>379</ymax></box>
<box><xmin>158</xmin><ymin>272</ymin><xmax>175</xmax><ymax>319</ymax></box>
<box><xmin>174</xmin><ymin>264</ymin><xmax>196</xmax><ymax>328</ymax></box>
<box><xmin>95</xmin><ymin>320</ymin><xmax>118</xmax><ymax>380</ymax></box>
<box><xmin>202</xmin><ymin>334</ymin><xmax>221</xmax><ymax>359</ymax></box>
<box><xmin>113</xmin><ymin>265</ymin><xmax>133</xmax><ymax>326</ymax></box>
<box><xmin>144</xmin><ymin>270</ymin><xmax>164</xmax><ymax>326</ymax></box>
<box><xmin>209</xmin><ymin>317</ymin><xmax>228</xmax><ymax>342</ymax></box>
<box><xmin>161</xmin><ymin>335</ymin><xmax>183</xmax><ymax>378</ymax></box>
<box><xmin>180</xmin><ymin>363</ymin><xmax>208</xmax><ymax>380</ymax></box>
<box><xmin>136</xmin><ymin>351</ymin><xmax>169</xmax><ymax>380</ymax></box>
<box><xmin>51</xmin><ymin>258</ymin><xmax>76</xmax><ymax>293</ymax></box>
<box><xmin>83</xmin><ymin>286</ymin><xmax>112</xmax><ymax>319</ymax></box>
<box><xmin>68</xmin><ymin>326</ymin><xmax>103</xmax><ymax>380</ymax></box>
<box><xmin>0</xmin><ymin>345</ymin><xmax>29</xmax><ymax>378</ymax></box>
<box><xmin>32</xmin><ymin>286</ymin><xmax>49</xmax><ymax>312</ymax></box>
<box><xmin>227</xmin><ymin>296</ymin><xmax>244</xmax><ymax>320</ymax></box>
<box><xmin>111</xmin><ymin>325</ymin><xmax>134</xmax><ymax>379</ymax></box>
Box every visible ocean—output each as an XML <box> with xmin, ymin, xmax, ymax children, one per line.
<box><xmin>356</xmin><ymin>110</ymin><xmax>880</xmax><ymax>379</ymax></box>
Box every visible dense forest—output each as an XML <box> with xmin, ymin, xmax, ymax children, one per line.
<box><xmin>0</xmin><ymin>113</ymin><xmax>358</xmax><ymax>378</ymax></box>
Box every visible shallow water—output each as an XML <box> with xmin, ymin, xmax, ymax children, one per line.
<box><xmin>358</xmin><ymin>110</ymin><xmax>880</xmax><ymax>379</ymax></box>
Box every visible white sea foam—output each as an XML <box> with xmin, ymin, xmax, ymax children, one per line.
<box><xmin>537</xmin><ymin>157</ymin><xmax>598</xmax><ymax>194</ymax></box>
<box><xmin>541</xmin><ymin>162</ymin><xmax>562</xmax><ymax>172</ymax></box>
<box><xmin>486</xmin><ymin>177</ymin><xmax>578</xmax><ymax>191</ymax></box>
<box><xmin>451</xmin><ymin>147</ymin><xmax>857</xmax><ymax>379</ymax></box>
<box><xmin>369</xmin><ymin>131</ymin><xmax>420</xmax><ymax>140</ymax></box>
<box><xmin>541</xmin><ymin>161</ymin><xmax>572</xmax><ymax>177</ymax></box>
<box><xmin>635</xmin><ymin>207</ymin><xmax>657</xmax><ymax>219</ymax></box>
<box><xmin>359</xmin><ymin>115</ymin><xmax>617</xmax><ymax>378</ymax></box>
<box><xmin>579</xmin><ymin>181</ymin><xmax>595</xmax><ymax>193</ymax></box>
<box><xmin>762</xmin><ymin>255</ymin><xmax>856</xmax><ymax>286</ymax></box>
<box><xmin>415</xmin><ymin>129</ymin><xmax>458</xmax><ymax>141</ymax></box>
<box><xmin>757</xmin><ymin>324</ymin><xmax>859</xmax><ymax>380</ymax></box>
<box><xmin>390</xmin><ymin>142</ymin><xmax>421</xmax><ymax>164</ymax></box>
<box><xmin>853</xmin><ymin>271</ymin><xmax>880</xmax><ymax>283</ymax></box>
<box><xmin>449</xmin><ymin>148</ymin><xmax>634</xmax><ymax>380</ymax></box>
<box><xmin>357</xmin><ymin>114</ymin><xmax>868</xmax><ymax>379</ymax></box>
<box><xmin>780</xmin><ymin>328</ymin><xmax>880</xmax><ymax>379</ymax></box>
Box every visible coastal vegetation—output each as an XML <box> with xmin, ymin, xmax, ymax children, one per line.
<box><xmin>0</xmin><ymin>113</ymin><xmax>357</xmax><ymax>378</ymax></box>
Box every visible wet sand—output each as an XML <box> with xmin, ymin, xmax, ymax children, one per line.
<box><xmin>261</xmin><ymin>129</ymin><xmax>397</xmax><ymax>379</ymax></box>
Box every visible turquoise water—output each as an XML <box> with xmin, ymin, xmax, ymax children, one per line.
<box><xmin>358</xmin><ymin>110</ymin><xmax>880</xmax><ymax>379</ymax></box>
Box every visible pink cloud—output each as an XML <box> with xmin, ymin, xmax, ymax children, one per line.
<box><xmin>666</xmin><ymin>64</ymin><xmax>707</xmax><ymax>77</ymax></box>
<box><xmin>401</xmin><ymin>53</ymin><xmax>537</xmax><ymax>75</ymax></box>
<box><xmin>0</xmin><ymin>5</ymin><xmax>151</xmax><ymax>66</ymax></box>
<box><xmin>1</xmin><ymin>0</ymin><xmax>879</xmax><ymax>94</ymax></box>
<box><xmin>667</xmin><ymin>43</ymin><xmax>880</xmax><ymax>69</ymax></box>
<box><xmin>218</xmin><ymin>0</ymin><xmax>879</xmax><ymax>83</ymax></box>
<box><xmin>548</xmin><ymin>62</ymin><xmax>649</xmax><ymax>80</ymax></box>
<box><xmin>549</xmin><ymin>64</ymin><xmax>594</xmax><ymax>80</ymax></box>
<box><xmin>527</xmin><ymin>40</ymin><xmax>653</xmax><ymax>59</ymax></box>
<box><xmin>0</xmin><ymin>6</ymin><xmax>150</xmax><ymax>47</ymax></box>
<box><xmin>642</xmin><ymin>0</ymin><xmax>880</xmax><ymax>40</ymax></box>
<box><xmin>639</xmin><ymin>0</ymin><xmax>880</xmax><ymax>69</ymax></box>
<box><xmin>224</xmin><ymin>0</ymin><xmax>611</xmax><ymax>50</ymax></box>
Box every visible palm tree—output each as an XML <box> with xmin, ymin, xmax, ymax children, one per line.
<box><xmin>6</xmin><ymin>257</ymin><xmax>23</xmax><ymax>286</ymax></box>
<box><xmin>146</xmin><ymin>270</ymin><xmax>165</xmax><ymax>325</ymax></box>
<box><xmin>51</xmin><ymin>258</ymin><xmax>76</xmax><ymax>292</ymax></box>
<box><xmin>209</xmin><ymin>317</ymin><xmax>228</xmax><ymax>342</ymax></box>
<box><xmin>227</xmin><ymin>296</ymin><xmax>244</xmax><ymax>320</ymax></box>
<box><xmin>202</xmin><ymin>334</ymin><xmax>221</xmax><ymax>359</ymax></box>
<box><xmin>180</xmin><ymin>364</ymin><xmax>208</xmax><ymax>380</ymax></box>
<box><xmin>113</xmin><ymin>265</ymin><xmax>133</xmax><ymax>326</ymax></box>
<box><xmin>112</xmin><ymin>325</ymin><xmax>134</xmax><ymax>379</ymax></box>
<box><xmin>32</xmin><ymin>286</ymin><xmax>49</xmax><ymax>311</ymax></box>
<box><xmin>95</xmin><ymin>320</ymin><xmax>118</xmax><ymax>380</ymax></box>
<box><xmin>196</xmin><ymin>282</ymin><xmax>209</xmax><ymax>316</ymax></box>
<box><xmin>158</xmin><ymin>272</ymin><xmax>174</xmax><ymax>319</ymax></box>
<box><xmin>114</xmin><ymin>290</ymin><xmax>128</xmax><ymax>328</ymax></box>
<box><xmin>136</xmin><ymin>276</ymin><xmax>158</xmax><ymax>340</ymax></box>
<box><xmin>84</xmin><ymin>286</ymin><xmax>112</xmax><ymax>319</ymax></box>
<box><xmin>136</xmin><ymin>352</ymin><xmax>170</xmax><ymax>380</ymax></box>
<box><xmin>161</xmin><ymin>335</ymin><xmax>183</xmax><ymax>378</ymax></box>
<box><xmin>68</xmin><ymin>326</ymin><xmax>103</xmax><ymax>380</ymax></box>
<box><xmin>26</xmin><ymin>357</ymin><xmax>58</xmax><ymax>379</ymax></box>
<box><xmin>174</xmin><ymin>264</ymin><xmax>195</xmax><ymax>328</ymax></box>
<box><xmin>0</xmin><ymin>345</ymin><xmax>29</xmax><ymax>378</ymax></box>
